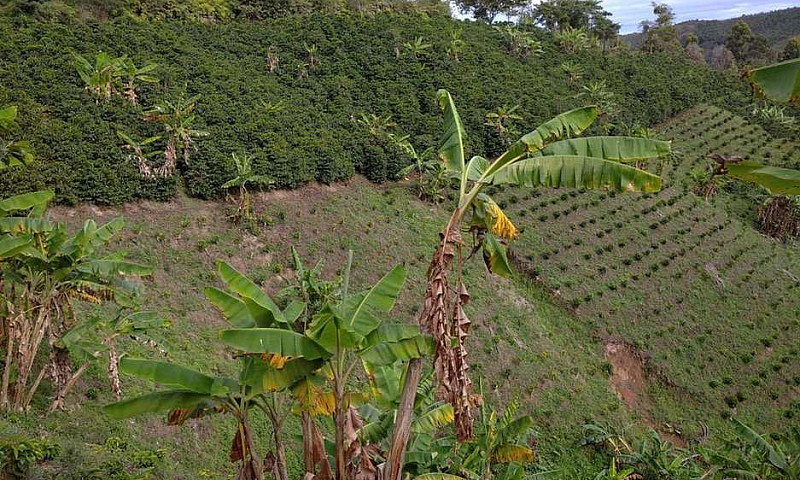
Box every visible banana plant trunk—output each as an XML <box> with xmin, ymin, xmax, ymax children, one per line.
<box><xmin>386</xmin><ymin>205</ymin><xmax>473</xmax><ymax>480</ymax></box>
<box><xmin>273</xmin><ymin>422</ymin><xmax>289</xmax><ymax>480</ymax></box>
<box><xmin>334</xmin><ymin>389</ymin><xmax>347</xmax><ymax>480</ymax></box>
<box><xmin>384</xmin><ymin>357</ymin><xmax>424</xmax><ymax>480</ymax></box>
<box><xmin>302</xmin><ymin>411</ymin><xmax>315</xmax><ymax>474</ymax></box>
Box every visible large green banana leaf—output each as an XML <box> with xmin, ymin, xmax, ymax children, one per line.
<box><xmin>725</xmin><ymin>162</ymin><xmax>800</xmax><ymax>195</ymax></box>
<box><xmin>482</xmin><ymin>233</ymin><xmax>512</xmax><ymax>277</ymax></box>
<box><xmin>217</xmin><ymin>260</ymin><xmax>286</xmax><ymax>325</ymax></box>
<box><xmin>436</xmin><ymin>89</ymin><xmax>467</xmax><ymax>183</ymax></box>
<box><xmin>499</xmin><ymin>416</ymin><xmax>534</xmax><ymax>444</ymax></box>
<box><xmin>414</xmin><ymin>474</ymin><xmax>468</xmax><ymax>480</ymax></box>
<box><xmin>238</xmin><ymin>356</ymin><xmax>322</xmax><ymax>393</ymax></box>
<box><xmin>748</xmin><ymin>58</ymin><xmax>800</xmax><ymax>104</ymax></box>
<box><xmin>119</xmin><ymin>357</ymin><xmax>227</xmax><ymax>394</ymax></box>
<box><xmin>411</xmin><ymin>403</ymin><xmax>454</xmax><ymax>434</ymax></box>
<box><xmin>537</xmin><ymin>136</ymin><xmax>670</xmax><ymax>161</ymax></box>
<box><xmin>103</xmin><ymin>390</ymin><xmax>215</xmax><ymax>419</ymax></box>
<box><xmin>732</xmin><ymin>419</ymin><xmax>789</xmax><ymax>472</ymax></box>
<box><xmin>491</xmin><ymin>155</ymin><xmax>662</xmax><ymax>193</ymax></box>
<box><xmin>360</xmin><ymin>335</ymin><xmax>432</xmax><ymax>365</ymax></box>
<box><xmin>364</xmin><ymin>324</ymin><xmax>422</xmax><ymax>346</ymax></box>
<box><xmin>0</xmin><ymin>190</ymin><xmax>54</xmax><ymax>217</ymax></box>
<box><xmin>467</xmin><ymin>156</ymin><xmax>490</xmax><ymax>182</ymax></box>
<box><xmin>219</xmin><ymin>327</ymin><xmax>330</xmax><ymax>360</ymax></box>
<box><xmin>76</xmin><ymin>259</ymin><xmax>153</xmax><ymax>276</ymax></box>
<box><xmin>484</xmin><ymin>106</ymin><xmax>598</xmax><ymax>179</ymax></box>
<box><xmin>341</xmin><ymin>264</ymin><xmax>406</xmax><ymax>336</ymax></box>
<box><xmin>307</xmin><ymin>304</ymin><xmax>362</xmax><ymax>352</ymax></box>
<box><xmin>205</xmin><ymin>286</ymin><xmax>255</xmax><ymax>327</ymax></box>
<box><xmin>0</xmin><ymin>234</ymin><xmax>33</xmax><ymax>259</ymax></box>
<box><xmin>363</xmin><ymin>362</ymin><xmax>404</xmax><ymax>404</ymax></box>
<box><xmin>2</xmin><ymin>141</ymin><xmax>34</xmax><ymax>171</ymax></box>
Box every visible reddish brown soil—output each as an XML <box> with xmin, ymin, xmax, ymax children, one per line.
<box><xmin>604</xmin><ymin>339</ymin><xmax>686</xmax><ymax>447</ymax></box>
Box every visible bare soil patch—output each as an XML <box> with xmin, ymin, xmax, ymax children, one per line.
<box><xmin>604</xmin><ymin>339</ymin><xmax>686</xmax><ymax>446</ymax></box>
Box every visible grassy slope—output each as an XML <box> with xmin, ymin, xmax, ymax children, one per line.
<box><xmin>493</xmin><ymin>104</ymin><xmax>800</xmax><ymax>439</ymax></box>
<box><xmin>2</xmin><ymin>106</ymin><xmax>798</xmax><ymax>479</ymax></box>
<box><xmin>2</xmin><ymin>178</ymin><xmax>639</xmax><ymax>479</ymax></box>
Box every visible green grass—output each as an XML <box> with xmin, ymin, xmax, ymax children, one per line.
<box><xmin>1</xmin><ymin>179</ymin><xmax>639</xmax><ymax>478</ymax></box>
<box><xmin>3</xmin><ymin>106</ymin><xmax>798</xmax><ymax>479</ymax></box>
<box><xmin>492</xmin><ymin>104</ymin><xmax>800</xmax><ymax>439</ymax></box>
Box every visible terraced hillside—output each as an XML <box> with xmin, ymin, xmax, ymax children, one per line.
<box><xmin>494</xmin><ymin>105</ymin><xmax>800</xmax><ymax>436</ymax></box>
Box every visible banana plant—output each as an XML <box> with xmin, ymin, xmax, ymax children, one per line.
<box><xmin>106</xmin><ymin>261</ymin><xmax>321</xmax><ymax>480</ymax></box>
<box><xmin>220</xmin><ymin>251</ymin><xmax>432</xmax><ymax>480</ymax></box>
<box><xmin>411</xmin><ymin>397</ymin><xmax>542</xmax><ymax>480</ymax></box>
<box><xmin>0</xmin><ymin>105</ymin><xmax>34</xmax><ymax>171</ymax></box>
<box><xmin>747</xmin><ymin>57</ymin><xmax>800</xmax><ymax>104</ymax></box>
<box><xmin>207</xmin><ymin>259</ymin><xmax>324</xmax><ymax>480</ymax></box>
<box><xmin>117</xmin><ymin>130</ymin><xmax>162</xmax><ymax>179</ymax></box>
<box><xmin>221</xmin><ymin>152</ymin><xmax>273</xmax><ymax>222</ymax></box>
<box><xmin>700</xmin><ymin>419</ymin><xmax>800</xmax><ymax>480</ymax></box>
<box><xmin>593</xmin><ymin>458</ymin><xmax>639</xmax><ymax>480</ymax></box>
<box><xmin>703</xmin><ymin>153</ymin><xmax>800</xmax><ymax>196</ymax></box>
<box><xmin>620</xmin><ymin>430</ymin><xmax>697</xmax><ymax>480</ymax></box>
<box><xmin>1</xmin><ymin>196</ymin><xmax>152</xmax><ymax>413</ymax></box>
<box><xmin>144</xmin><ymin>92</ymin><xmax>209</xmax><ymax>176</ymax></box>
<box><xmin>404</xmin><ymin>36</ymin><xmax>432</xmax><ymax>59</ymax></box>
<box><xmin>117</xmin><ymin>58</ymin><xmax>158</xmax><ymax>105</ymax></box>
<box><xmin>385</xmin><ymin>88</ymin><xmax>667</xmax><ymax>480</ymax></box>
<box><xmin>73</xmin><ymin>51</ymin><xmax>121</xmax><ymax>102</ymax></box>
<box><xmin>395</xmin><ymin>136</ymin><xmax>443</xmax><ymax>201</ymax></box>
<box><xmin>54</xmin><ymin>311</ymin><xmax>168</xmax><ymax>411</ymax></box>
<box><xmin>358</xmin><ymin>365</ymin><xmax>454</xmax><ymax>475</ymax></box>
<box><xmin>484</xmin><ymin>105</ymin><xmax>523</xmax><ymax>144</ymax></box>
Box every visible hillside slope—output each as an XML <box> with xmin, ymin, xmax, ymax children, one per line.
<box><xmin>1</xmin><ymin>179</ymin><xmax>644</xmax><ymax>479</ymax></box>
<box><xmin>494</xmin><ymin>104</ymin><xmax>800</xmax><ymax>435</ymax></box>
<box><xmin>2</xmin><ymin>105</ymin><xmax>798</xmax><ymax>479</ymax></box>
<box><xmin>623</xmin><ymin>7</ymin><xmax>800</xmax><ymax>51</ymax></box>
<box><xmin>0</xmin><ymin>12</ymin><xmax>745</xmax><ymax>205</ymax></box>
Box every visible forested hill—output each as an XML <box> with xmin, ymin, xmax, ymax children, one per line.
<box><xmin>623</xmin><ymin>7</ymin><xmax>800</xmax><ymax>50</ymax></box>
<box><xmin>0</xmin><ymin>10</ymin><xmax>749</xmax><ymax>205</ymax></box>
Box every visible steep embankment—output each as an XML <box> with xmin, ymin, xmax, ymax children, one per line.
<box><xmin>2</xmin><ymin>178</ymin><xmax>644</xmax><ymax>479</ymax></box>
<box><xmin>494</xmin><ymin>105</ymin><xmax>800</xmax><ymax>439</ymax></box>
<box><xmin>0</xmin><ymin>12</ymin><xmax>746</xmax><ymax>205</ymax></box>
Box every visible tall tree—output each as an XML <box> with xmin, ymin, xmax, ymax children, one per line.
<box><xmin>711</xmin><ymin>45</ymin><xmax>736</xmax><ymax>71</ymax></box>
<box><xmin>531</xmin><ymin>0</ymin><xmax>615</xmax><ymax>33</ymax></box>
<box><xmin>685</xmin><ymin>34</ymin><xmax>706</xmax><ymax>65</ymax></box>
<box><xmin>640</xmin><ymin>2</ymin><xmax>681</xmax><ymax>54</ymax></box>
<box><xmin>454</xmin><ymin>0</ymin><xmax>526</xmax><ymax>23</ymax></box>
<box><xmin>780</xmin><ymin>36</ymin><xmax>800</xmax><ymax>61</ymax></box>
<box><xmin>725</xmin><ymin>20</ymin><xmax>773</xmax><ymax>66</ymax></box>
<box><xmin>594</xmin><ymin>15</ymin><xmax>621</xmax><ymax>50</ymax></box>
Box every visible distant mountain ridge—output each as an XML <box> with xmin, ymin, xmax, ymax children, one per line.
<box><xmin>622</xmin><ymin>7</ymin><xmax>800</xmax><ymax>51</ymax></box>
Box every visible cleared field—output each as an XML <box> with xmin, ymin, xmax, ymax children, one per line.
<box><xmin>494</xmin><ymin>105</ymin><xmax>800</xmax><ymax>436</ymax></box>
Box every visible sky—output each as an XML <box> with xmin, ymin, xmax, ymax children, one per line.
<box><xmin>454</xmin><ymin>1</ymin><xmax>799</xmax><ymax>34</ymax></box>
<box><xmin>602</xmin><ymin>0</ymin><xmax>799</xmax><ymax>34</ymax></box>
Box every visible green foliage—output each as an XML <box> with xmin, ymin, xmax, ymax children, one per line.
<box><xmin>0</xmin><ymin>190</ymin><xmax>152</xmax><ymax>412</ymax></box>
<box><xmin>747</xmin><ymin>58</ymin><xmax>800</xmax><ymax>104</ymax></box>
<box><xmin>725</xmin><ymin>20</ymin><xmax>773</xmax><ymax>66</ymax></box>
<box><xmin>0</xmin><ymin>436</ymin><xmax>61</xmax><ymax>480</ymax></box>
<box><xmin>0</xmin><ymin>13</ymin><xmax>739</xmax><ymax>204</ymax></box>
<box><xmin>640</xmin><ymin>3</ymin><xmax>682</xmax><ymax>54</ymax></box>
<box><xmin>0</xmin><ymin>105</ymin><xmax>34</xmax><ymax>171</ymax></box>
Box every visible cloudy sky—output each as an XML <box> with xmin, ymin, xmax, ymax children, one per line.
<box><xmin>458</xmin><ymin>1</ymin><xmax>798</xmax><ymax>34</ymax></box>
<box><xmin>590</xmin><ymin>0</ymin><xmax>798</xmax><ymax>34</ymax></box>
<box><xmin>604</xmin><ymin>0</ymin><xmax>798</xmax><ymax>33</ymax></box>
